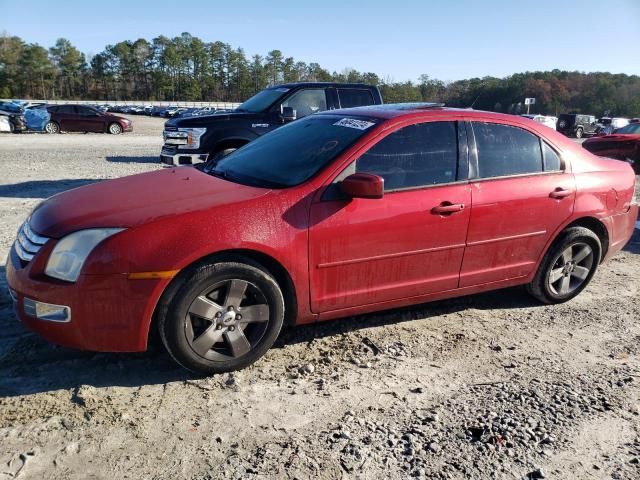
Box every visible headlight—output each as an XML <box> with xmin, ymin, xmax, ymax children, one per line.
<box><xmin>45</xmin><ymin>228</ymin><xmax>124</xmax><ymax>282</ymax></box>
<box><xmin>164</xmin><ymin>128</ymin><xmax>206</xmax><ymax>149</ymax></box>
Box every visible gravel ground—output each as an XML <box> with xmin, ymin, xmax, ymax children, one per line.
<box><xmin>0</xmin><ymin>118</ymin><xmax>639</xmax><ymax>480</ymax></box>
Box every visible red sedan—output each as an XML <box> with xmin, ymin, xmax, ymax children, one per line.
<box><xmin>44</xmin><ymin>104</ymin><xmax>132</xmax><ymax>134</ymax></box>
<box><xmin>6</xmin><ymin>105</ymin><xmax>638</xmax><ymax>374</ymax></box>
<box><xmin>582</xmin><ymin>122</ymin><xmax>640</xmax><ymax>173</ymax></box>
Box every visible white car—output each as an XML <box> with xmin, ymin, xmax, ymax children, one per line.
<box><xmin>521</xmin><ymin>114</ymin><xmax>557</xmax><ymax>130</ymax></box>
<box><xmin>599</xmin><ymin>117</ymin><xmax>630</xmax><ymax>130</ymax></box>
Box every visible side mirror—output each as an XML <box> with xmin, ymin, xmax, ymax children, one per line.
<box><xmin>281</xmin><ymin>106</ymin><xmax>297</xmax><ymax>122</ymax></box>
<box><xmin>340</xmin><ymin>173</ymin><xmax>384</xmax><ymax>199</ymax></box>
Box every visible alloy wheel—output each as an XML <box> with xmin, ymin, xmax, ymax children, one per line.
<box><xmin>45</xmin><ymin>122</ymin><xmax>59</xmax><ymax>134</ymax></box>
<box><xmin>547</xmin><ymin>242</ymin><xmax>594</xmax><ymax>296</ymax></box>
<box><xmin>109</xmin><ymin>123</ymin><xmax>122</xmax><ymax>134</ymax></box>
<box><xmin>184</xmin><ymin>279</ymin><xmax>270</xmax><ymax>361</ymax></box>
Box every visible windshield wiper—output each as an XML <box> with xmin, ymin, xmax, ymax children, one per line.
<box><xmin>208</xmin><ymin>168</ymin><xmax>284</xmax><ymax>189</ymax></box>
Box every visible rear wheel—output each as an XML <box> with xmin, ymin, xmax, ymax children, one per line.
<box><xmin>159</xmin><ymin>259</ymin><xmax>285</xmax><ymax>374</ymax></box>
<box><xmin>527</xmin><ymin>227</ymin><xmax>600</xmax><ymax>304</ymax></box>
<box><xmin>108</xmin><ymin>123</ymin><xmax>122</xmax><ymax>135</ymax></box>
<box><xmin>575</xmin><ymin>127</ymin><xmax>584</xmax><ymax>139</ymax></box>
<box><xmin>44</xmin><ymin>121</ymin><xmax>60</xmax><ymax>134</ymax></box>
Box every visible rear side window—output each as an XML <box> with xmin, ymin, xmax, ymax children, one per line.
<box><xmin>473</xmin><ymin>123</ymin><xmax>542</xmax><ymax>178</ymax></box>
<box><xmin>57</xmin><ymin>105</ymin><xmax>76</xmax><ymax>114</ymax></box>
<box><xmin>338</xmin><ymin>89</ymin><xmax>374</xmax><ymax>108</ymax></box>
<box><xmin>356</xmin><ymin>121</ymin><xmax>458</xmax><ymax>191</ymax></box>
<box><xmin>542</xmin><ymin>142</ymin><xmax>562</xmax><ymax>171</ymax></box>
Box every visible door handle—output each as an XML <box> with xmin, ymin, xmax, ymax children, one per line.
<box><xmin>431</xmin><ymin>202</ymin><xmax>465</xmax><ymax>214</ymax></box>
<box><xmin>549</xmin><ymin>187</ymin><xmax>573</xmax><ymax>199</ymax></box>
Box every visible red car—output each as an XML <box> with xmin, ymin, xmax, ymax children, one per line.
<box><xmin>582</xmin><ymin>122</ymin><xmax>640</xmax><ymax>173</ymax></box>
<box><xmin>44</xmin><ymin>104</ymin><xmax>132</xmax><ymax>134</ymax></box>
<box><xmin>6</xmin><ymin>105</ymin><xmax>638</xmax><ymax>374</ymax></box>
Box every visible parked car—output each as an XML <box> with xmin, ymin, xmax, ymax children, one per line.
<box><xmin>160</xmin><ymin>82</ymin><xmax>384</xmax><ymax>166</ymax></box>
<box><xmin>582</xmin><ymin>122</ymin><xmax>640</xmax><ymax>173</ymax></box>
<box><xmin>556</xmin><ymin>113</ymin><xmax>599</xmax><ymax>138</ymax></box>
<box><xmin>7</xmin><ymin>104</ymin><xmax>638</xmax><ymax>374</ymax></box>
<box><xmin>44</xmin><ymin>104</ymin><xmax>132</xmax><ymax>134</ymax></box>
<box><xmin>521</xmin><ymin>114</ymin><xmax>557</xmax><ymax>130</ymax></box>
<box><xmin>163</xmin><ymin>106</ymin><xmax>181</xmax><ymax>118</ymax></box>
<box><xmin>598</xmin><ymin>117</ymin><xmax>630</xmax><ymax>130</ymax></box>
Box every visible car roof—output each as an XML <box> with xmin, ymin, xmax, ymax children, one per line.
<box><xmin>268</xmin><ymin>82</ymin><xmax>375</xmax><ymax>89</ymax></box>
<box><xmin>318</xmin><ymin>103</ymin><xmax>532</xmax><ymax>122</ymax></box>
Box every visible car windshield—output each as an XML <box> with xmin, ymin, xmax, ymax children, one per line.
<box><xmin>236</xmin><ymin>88</ymin><xmax>288</xmax><ymax>113</ymax></box>
<box><xmin>206</xmin><ymin>114</ymin><xmax>380</xmax><ymax>188</ymax></box>
<box><xmin>614</xmin><ymin>123</ymin><xmax>640</xmax><ymax>134</ymax></box>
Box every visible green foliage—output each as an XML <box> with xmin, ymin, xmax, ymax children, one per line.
<box><xmin>0</xmin><ymin>33</ymin><xmax>638</xmax><ymax>117</ymax></box>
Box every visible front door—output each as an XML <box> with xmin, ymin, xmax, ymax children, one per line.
<box><xmin>460</xmin><ymin>121</ymin><xmax>575</xmax><ymax>287</ymax></box>
<box><xmin>309</xmin><ymin>120</ymin><xmax>471</xmax><ymax>313</ymax></box>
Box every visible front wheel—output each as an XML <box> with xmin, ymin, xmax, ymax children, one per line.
<box><xmin>108</xmin><ymin>122</ymin><xmax>122</xmax><ymax>134</ymax></box>
<box><xmin>158</xmin><ymin>259</ymin><xmax>285</xmax><ymax>374</ymax></box>
<box><xmin>575</xmin><ymin>127</ymin><xmax>583</xmax><ymax>139</ymax></box>
<box><xmin>208</xmin><ymin>147</ymin><xmax>238</xmax><ymax>165</ymax></box>
<box><xmin>527</xmin><ymin>227</ymin><xmax>601</xmax><ymax>304</ymax></box>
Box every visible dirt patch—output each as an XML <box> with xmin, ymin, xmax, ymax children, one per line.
<box><xmin>0</xmin><ymin>130</ymin><xmax>639</xmax><ymax>479</ymax></box>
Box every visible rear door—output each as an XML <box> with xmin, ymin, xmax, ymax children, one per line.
<box><xmin>55</xmin><ymin>105</ymin><xmax>77</xmax><ymax>131</ymax></box>
<box><xmin>309</xmin><ymin>120</ymin><xmax>471</xmax><ymax>312</ymax></box>
<box><xmin>459</xmin><ymin>121</ymin><xmax>575</xmax><ymax>287</ymax></box>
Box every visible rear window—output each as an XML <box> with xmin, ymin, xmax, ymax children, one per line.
<box><xmin>338</xmin><ymin>88</ymin><xmax>375</xmax><ymax>108</ymax></box>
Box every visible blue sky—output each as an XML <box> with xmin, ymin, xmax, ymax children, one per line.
<box><xmin>1</xmin><ymin>0</ymin><xmax>639</xmax><ymax>81</ymax></box>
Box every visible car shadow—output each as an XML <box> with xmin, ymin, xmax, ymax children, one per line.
<box><xmin>0</xmin><ymin>255</ymin><xmax>540</xmax><ymax>398</ymax></box>
<box><xmin>0</xmin><ymin>179</ymin><xmax>100</xmax><ymax>199</ymax></box>
<box><xmin>106</xmin><ymin>155</ymin><xmax>159</xmax><ymax>164</ymax></box>
<box><xmin>623</xmin><ymin>227</ymin><xmax>640</xmax><ymax>254</ymax></box>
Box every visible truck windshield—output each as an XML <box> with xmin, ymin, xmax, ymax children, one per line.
<box><xmin>206</xmin><ymin>115</ymin><xmax>380</xmax><ymax>187</ymax></box>
<box><xmin>236</xmin><ymin>88</ymin><xmax>288</xmax><ymax>113</ymax></box>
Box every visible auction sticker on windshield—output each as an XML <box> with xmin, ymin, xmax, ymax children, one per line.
<box><xmin>334</xmin><ymin>118</ymin><xmax>376</xmax><ymax>130</ymax></box>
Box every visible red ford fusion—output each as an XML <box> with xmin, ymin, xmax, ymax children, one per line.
<box><xmin>582</xmin><ymin>122</ymin><xmax>640</xmax><ymax>173</ymax></box>
<box><xmin>6</xmin><ymin>105</ymin><xmax>639</xmax><ymax>374</ymax></box>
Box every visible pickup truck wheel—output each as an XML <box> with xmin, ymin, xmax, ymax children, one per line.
<box><xmin>44</xmin><ymin>121</ymin><xmax>60</xmax><ymax>134</ymax></box>
<box><xmin>575</xmin><ymin>127</ymin><xmax>583</xmax><ymax>139</ymax></box>
<box><xmin>159</xmin><ymin>259</ymin><xmax>285</xmax><ymax>375</ymax></box>
<box><xmin>209</xmin><ymin>147</ymin><xmax>238</xmax><ymax>164</ymax></box>
<box><xmin>108</xmin><ymin>123</ymin><xmax>122</xmax><ymax>135</ymax></box>
<box><xmin>527</xmin><ymin>227</ymin><xmax>600</xmax><ymax>304</ymax></box>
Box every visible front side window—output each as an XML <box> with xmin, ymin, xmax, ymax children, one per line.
<box><xmin>338</xmin><ymin>89</ymin><xmax>374</xmax><ymax>108</ymax></box>
<box><xmin>281</xmin><ymin>89</ymin><xmax>327</xmax><ymax>118</ymax></box>
<box><xmin>473</xmin><ymin>122</ymin><xmax>543</xmax><ymax>178</ymax></box>
<box><xmin>356</xmin><ymin>121</ymin><xmax>459</xmax><ymax>191</ymax></box>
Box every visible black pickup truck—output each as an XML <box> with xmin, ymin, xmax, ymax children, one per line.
<box><xmin>160</xmin><ymin>82</ymin><xmax>383</xmax><ymax>166</ymax></box>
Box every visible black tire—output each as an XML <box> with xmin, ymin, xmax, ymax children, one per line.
<box><xmin>108</xmin><ymin>122</ymin><xmax>122</xmax><ymax>135</ymax></box>
<box><xmin>44</xmin><ymin>121</ymin><xmax>60</xmax><ymax>134</ymax></box>
<box><xmin>575</xmin><ymin>127</ymin><xmax>583</xmax><ymax>139</ymax></box>
<box><xmin>158</xmin><ymin>258</ymin><xmax>285</xmax><ymax>374</ymax></box>
<box><xmin>208</xmin><ymin>147</ymin><xmax>239</xmax><ymax>165</ymax></box>
<box><xmin>527</xmin><ymin>226</ymin><xmax>601</xmax><ymax>304</ymax></box>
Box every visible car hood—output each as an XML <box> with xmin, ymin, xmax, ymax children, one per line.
<box><xmin>165</xmin><ymin>111</ymin><xmax>264</xmax><ymax>128</ymax></box>
<box><xmin>30</xmin><ymin>168</ymin><xmax>270</xmax><ymax>238</ymax></box>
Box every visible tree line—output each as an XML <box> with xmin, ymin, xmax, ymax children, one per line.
<box><xmin>1</xmin><ymin>32</ymin><xmax>639</xmax><ymax>117</ymax></box>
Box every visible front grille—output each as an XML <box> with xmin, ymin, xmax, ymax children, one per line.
<box><xmin>14</xmin><ymin>221</ymin><xmax>49</xmax><ymax>263</ymax></box>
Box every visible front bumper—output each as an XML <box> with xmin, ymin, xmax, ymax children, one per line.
<box><xmin>5</xmin><ymin>247</ymin><xmax>166</xmax><ymax>352</ymax></box>
<box><xmin>160</xmin><ymin>146</ymin><xmax>208</xmax><ymax>166</ymax></box>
